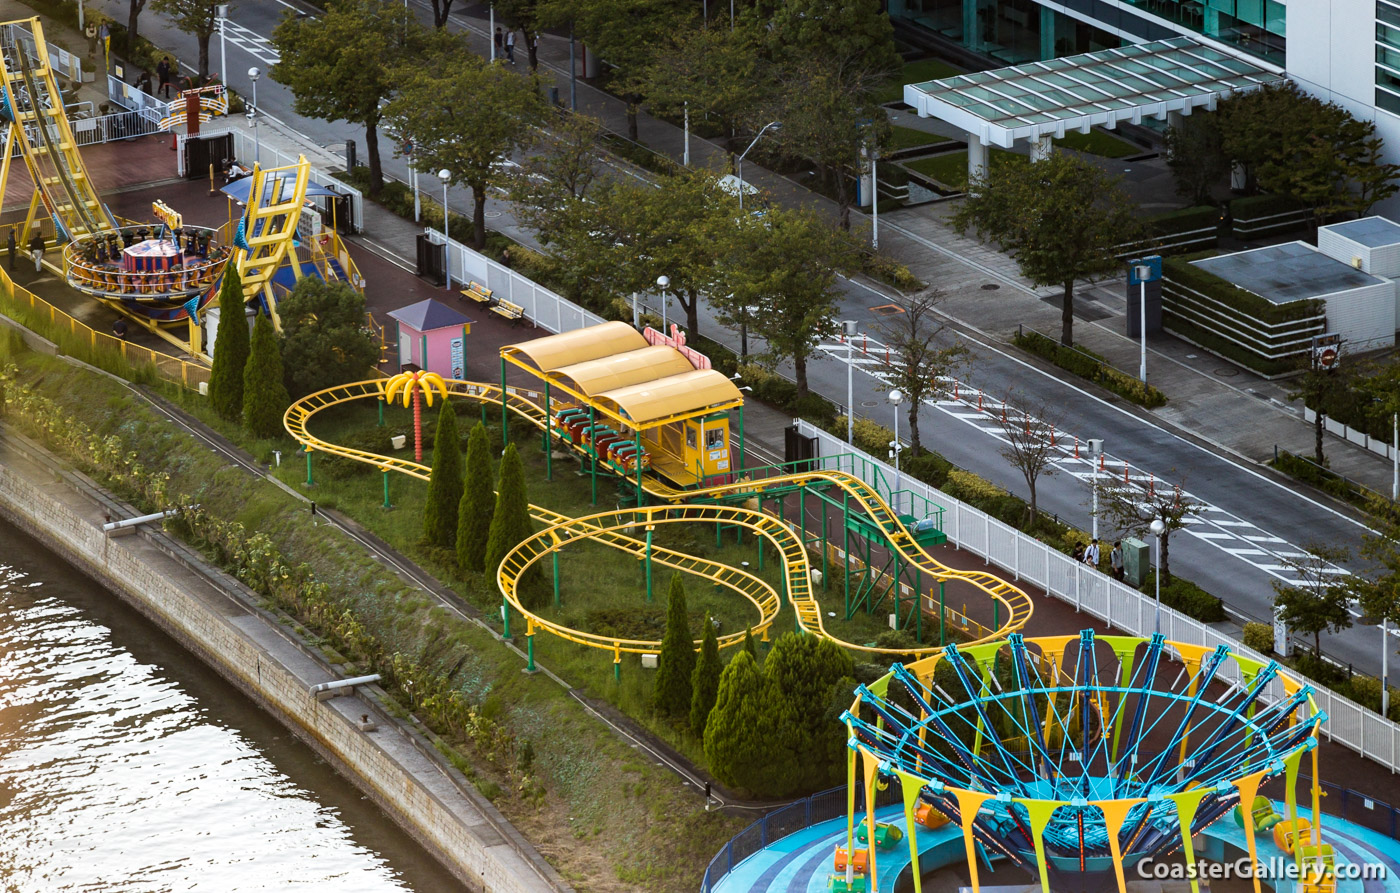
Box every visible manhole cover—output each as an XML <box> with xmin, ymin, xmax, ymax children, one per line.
<box><xmin>870</xmin><ymin>303</ymin><xmax>904</xmax><ymax>316</ymax></box>
<box><xmin>1214</xmin><ymin>367</ymin><xmax>1239</xmax><ymax>377</ymax></box>
<box><xmin>484</xmin><ymin>210</ymin><xmax>503</xmax><ymax>219</ymax></box>
<box><xmin>981</xmin><ymin>283</ymin><xmax>1000</xmax><ymax>290</ymax></box>
<box><xmin>861</xmin><ymin>400</ymin><xmax>880</xmax><ymax>407</ymax></box>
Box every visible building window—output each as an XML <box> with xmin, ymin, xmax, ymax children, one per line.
<box><xmin>1379</xmin><ymin>3</ymin><xmax>1400</xmax><ymax>114</ymax></box>
<box><xmin>705</xmin><ymin>428</ymin><xmax>725</xmax><ymax>450</ymax></box>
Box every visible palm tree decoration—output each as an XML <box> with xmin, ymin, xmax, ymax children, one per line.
<box><xmin>385</xmin><ymin>370</ymin><xmax>450</xmax><ymax>463</ymax></box>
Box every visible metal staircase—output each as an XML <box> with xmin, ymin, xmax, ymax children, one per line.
<box><xmin>0</xmin><ymin>18</ymin><xmax>116</xmax><ymax>241</ymax></box>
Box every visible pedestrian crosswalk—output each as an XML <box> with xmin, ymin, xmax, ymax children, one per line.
<box><xmin>221</xmin><ymin>20</ymin><xmax>280</xmax><ymax>67</ymax></box>
<box><xmin>818</xmin><ymin>337</ymin><xmax>1346</xmax><ymax>590</ymax></box>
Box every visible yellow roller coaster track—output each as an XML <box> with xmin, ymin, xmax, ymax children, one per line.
<box><xmin>283</xmin><ymin>379</ymin><xmax>1034</xmax><ymax>656</ymax></box>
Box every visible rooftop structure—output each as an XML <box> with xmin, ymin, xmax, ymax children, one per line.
<box><xmin>1193</xmin><ymin>242</ymin><xmax>1384</xmax><ymax>305</ymax></box>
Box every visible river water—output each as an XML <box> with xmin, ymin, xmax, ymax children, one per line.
<box><xmin>0</xmin><ymin>520</ymin><xmax>463</xmax><ymax>892</ymax></box>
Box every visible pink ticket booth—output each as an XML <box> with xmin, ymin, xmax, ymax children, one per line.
<box><xmin>389</xmin><ymin>299</ymin><xmax>474</xmax><ymax>379</ymax></box>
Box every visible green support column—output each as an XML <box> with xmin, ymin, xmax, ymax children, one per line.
<box><xmin>939</xmin><ymin>580</ymin><xmax>946</xmax><ymax>646</ymax></box>
<box><xmin>526</xmin><ymin>630</ymin><xmax>536</xmax><ymax>672</ymax></box>
<box><xmin>821</xmin><ymin>506</ymin><xmax>829</xmax><ymax>589</ymax></box>
<box><xmin>737</xmin><ymin>405</ymin><xmax>745</xmax><ymax>473</ymax></box>
<box><xmin>645</xmin><ymin>525</ymin><xmax>654</xmax><ymax>602</ymax></box>
<box><xmin>843</xmin><ymin>492</ymin><xmax>851</xmax><ymax>616</ymax></box>
<box><xmin>893</xmin><ymin>549</ymin><xmax>902</xmax><ymax>631</ymax></box>
<box><xmin>305</xmin><ymin>449</ymin><xmax>314</xmax><ymax>486</ymax></box>
<box><xmin>613</xmin><ymin>650</ymin><xmax>621</xmax><ymax>682</ymax></box>
<box><xmin>499</xmin><ymin>357</ymin><xmax>509</xmax><ymax>445</ymax></box>
<box><xmin>382</xmin><ymin>469</ymin><xmax>390</xmax><ymax>508</ymax></box>
<box><xmin>502</xmin><ymin>597</ymin><xmax>512</xmax><ymax>639</ymax></box>
<box><xmin>799</xmin><ymin>485</ymin><xmax>807</xmax><ymax>558</ymax></box>
<box><xmin>552</xmin><ymin>552</ymin><xmax>561</xmax><ymax>609</ymax></box>
<box><xmin>634</xmin><ymin>430</ymin><xmax>643</xmax><ymax>506</ymax></box>
<box><xmin>543</xmin><ymin>382</ymin><xmax>553</xmax><ymax>481</ymax></box>
<box><xmin>377</xmin><ymin>396</ymin><xmax>385</xmax><ymax>427</ymax></box>
<box><xmin>480</xmin><ymin>399</ymin><xmax>487</xmax><ymax>428</ymax></box>
<box><xmin>588</xmin><ymin>405</ymin><xmax>598</xmax><ymax>506</ymax></box>
<box><xmin>915</xmin><ymin>570</ymin><xmax>923</xmax><ymax>641</ymax></box>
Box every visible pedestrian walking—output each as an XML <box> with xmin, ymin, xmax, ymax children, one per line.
<box><xmin>504</xmin><ymin>29</ymin><xmax>516</xmax><ymax>63</ymax></box>
<box><xmin>112</xmin><ymin>318</ymin><xmax>128</xmax><ymax>341</ymax></box>
<box><xmin>6</xmin><ymin>227</ymin><xmax>16</xmax><ymax>272</ymax></box>
<box><xmin>156</xmin><ymin>57</ymin><xmax>173</xmax><ymax>98</ymax></box>
<box><xmin>1110</xmin><ymin>541</ymin><xmax>1124</xmax><ymax>581</ymax></box>
<box><xmin>1071</xmin><ymin>543</ymin><xmax>1085</xmax><ymax>564</ymax></box>
<box><xmin>28</xmin><ymin>231</ymin><xmax>45</xmax><ymax>273</ymax></box>
<box><xmin>1083</xmin><ymin>537</ymin><xmax>1100</xmax><ymax>569</ymax></box>
<box><xmin>493</xmin><ymin>27</ymin><xmax>503</xmax><ymax>60</ymax></box>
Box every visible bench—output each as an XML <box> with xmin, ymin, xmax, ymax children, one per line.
<box><xmin>491</xmin><ymin>299</ymin><xmax>525</xmax><ymax>324</ymax></box>
<box><xmin>460</xmin><ymin>281</ymin><xmax>494</xmax><ymax>306</ymax></box>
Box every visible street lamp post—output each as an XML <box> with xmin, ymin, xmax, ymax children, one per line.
<box><xmin>1150</xmin><ymin>517</ymin><xmax>1166</xmax><ymax>632</ymax></box>
<box><xmin>1134</xmin><ymin>262</ymin><xmax>1151</xmax><ymax>382</ymax></box>
<box><xmin>656</xmin><ymin>275</ymin><xmax>670</xmax><ymax>332</ymax></box>
<box><xmin>1087</xmin><ymin>438</ymin><xmax>1104</xmax><ymax>540</ymax></box>
<box><xmin>247</xmin><ymin>67</ymin><xmax>260</xmax><ymax>164</ymax></box>
<box><xmin>217</xmin><ymin>4</ymin><xmax>228</xmax><ymax>88</ymax></box>
<box><xmin>871</xmin><ymin>144</ymin><xmax>879</xmax><ymax>250</ymax></box>
<box><xmin>736</xmin><ymin>121</ymin><xmax>781</xmax><ymax>211</ymax></box>
<box><xmin>438</xmin><ymin>169</ymin><xmax>452</xmax><ymax>291</ymax></box>
<box><xmin>890</xmin><ymin>388</ymin><xmax>903</xmax><ymax>504</ymax></box>
<box><xmin>1384</xmin><ymin>619</ymin><xmax>1392</xmax><ymax>718</ymax></box>
<box><xmin>842</xmin><ymin>320</ymin><xmax>858</xmax><ymax>445</ymax></box>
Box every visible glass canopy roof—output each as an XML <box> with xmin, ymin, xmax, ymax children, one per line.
<box><xmin>905</xmin><ymin>37</ymin><xmax>1283</xmax><ymax>148</ymax></box>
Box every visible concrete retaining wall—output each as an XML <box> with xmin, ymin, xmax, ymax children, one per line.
<box><xmin>0</xmin><ymin>459</ymin><xmax>568</xmax><ymax>893</ymax></box>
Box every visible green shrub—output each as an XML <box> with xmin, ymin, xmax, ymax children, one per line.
<box><xmin>1242</xmin><ymin>621</ymin><xmax>1274</xmax><ymax>654</ymax></box>
<box><xmin>456</xmin><ymin>423</ymin><xmax>496</xmax><ymax>572</ymax></box>
<box><xmin>1230</xmin><ymin>193</ymin><xmax>1308</xmax><ymax>232</ymax></box>
<box><xmin>208</xmin><ymin>268</ymin><xmax>248</xmax><ymax>422</ymax></box>
<box><xmin>1162</xmin><ymin>314</ymin><xmax>1301</xmax><ymax>378</ymax></box>
<box><xmin>484</xmin><ymin>443</ymin><xmax>538</xmax><ymax>600</ymax></box>
<box><xmin>689</xmin><ymin>614</ymin><xmax>722</xmax><ymax>735</ymax></box>
<box><xmin>1149</xmin><ymin>205</ymin><xmax>1220</xmax><ymax>234</ymax></box>
<box><xmin>423</xmin><ymin>403</ymin><xmax>463</xmax><ymax>548</ymax></box>
<box><xmin>653</xmin><ymin>574</ymin><xmax>695</xmax><ymax>718</ymax></box>
<box><xmin>1013</xmin><ymin>330</ymin><xmax>1166</xmax><ymax>408</ymax></box>
<box><xmin>1142</xmin><ymin>570</ymin><xmax>1226</xmax><ymax>623</ymax></box>
<box><xmin>241</xmin><ymin>313</ymin><xmax>289</xmax><ymax>439</ymax></box>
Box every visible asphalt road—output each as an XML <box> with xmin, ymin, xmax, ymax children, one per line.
<box><xmin>98</xmin><ymin>0</ymin><xmax>1394</xmax><ymax>685</ymax></box>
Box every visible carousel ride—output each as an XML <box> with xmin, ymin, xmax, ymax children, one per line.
<box><xmin>0</xmin><ymin>17</ymin><xmax>360</xmax><ymax>359</ymax></box>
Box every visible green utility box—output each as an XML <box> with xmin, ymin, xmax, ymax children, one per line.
<box><xmin>1122</xmin><ymin>537</ymin><xmax>1149</xmax><ymax>587</ymax></box>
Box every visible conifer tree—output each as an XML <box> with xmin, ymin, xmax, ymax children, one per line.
<box><xmin>423</xmin><ymin>402</ymin><xmax>463</xmax><ymax>547</ymax></box>
<box><xmin>208</xmin><ymin>268</ymin><xmax>248</xmax><ymax>421</ymax></box>
<box><xmin>764</xmin><ymin>634</ymin><xmax>855</xmax><ymax>795</ymax></box>
<box><xmin>689</xmin><ymin>613</ymin><xmax>722</xmax><ymax>735</ymax></box>
<box><xmin>241</xmin><ymin>311</ymin><xmax>290</xmax><ymax>438</ymax></box>
<box><xmin>456</xmin><ymin>422</ymin><xmax>495</xmax><ymax>572</ymax></box>
<box><xmin>743</xmin><ymin>626</ymin><xmax>757</xmax><ymax>660</ymax></box>
<box><xmin>484</xmin><ymin>443</ymin><xmax>536</xmax><ymax>591</ymax></box>
<box><xmin>703</xmin><ymin>651</ymin><xmax>775</xmax><ymax>795</ymax></box>
<box><xmin>653</xmin><ymin>573</ymin><xmax>695</xmax><ymax>717</ymax></box>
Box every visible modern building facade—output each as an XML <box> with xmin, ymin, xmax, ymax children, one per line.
<box><xmin>892</xmin><ymin>1</ymin><xmax>1399</xmax><ymax>208</ymax></box>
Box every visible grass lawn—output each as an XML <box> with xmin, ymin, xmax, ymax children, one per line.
<box><xmin>888</xmin><ymin>124</ymin><xmax>951</xmax><ymax>152</ymax></box>
<box><xmin>877</xmin><ymin>57</ymin><xmax>963</xmax><ymax>104</ymax></box>
<box><xmin>904</xmin><ymin>148</ymin><xmax>1020</xmax><ymax>189</ymax></box>
<box><xmin>281</xmin><ymin>397</ymin><xmax>906</xmax><ymax>768</ymax></box>
<box><xmin>1056</xmin><ymin>128</ymin><xmax>1141</xmax><ymax>158</ymax></box>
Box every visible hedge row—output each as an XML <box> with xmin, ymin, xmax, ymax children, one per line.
<box><xmin>1013</xmin><ymin>330</ymin><xmax>1167</xmax><ymax>408</ymax></box>
<box><xmin>1161</xmin><ymin>313</ymin><xmax>1302</xmax><ymax>378</ymax></box>
<box><xmin>1163</xmin><ymin>253</ymin><xmax>1324</xmax><ymax>325</ymax></box>
<box><xmin>1150</xmin><ymin>205</ymin><xmax>1219</xmax><ymax>235</ymax></box>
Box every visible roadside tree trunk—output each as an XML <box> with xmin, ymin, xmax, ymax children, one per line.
<box><xmin>472</xmin><ymin>186</ymin><xmax>487</xmax><ymax>249</ymax></box>
<box><xmin>364</xmin><ymin>119</ymin><xmax>383</xmax><ymax>196</ymax></box>
<box><xmin>1060</xmin><ymin>279</ymin><xmax>1075</xmax><ymax>346</ymax></box>
<box><xmin>794</xmin><ymin>351</ymin><xmax>808</xmax><ymax>398</ymax></box>
<box><xmin>127</xmin><ymin>0</ymin><xmax>147</xmax><ymax>55</ymax></box>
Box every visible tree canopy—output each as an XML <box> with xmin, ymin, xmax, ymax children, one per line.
<box><xmin>151</xmin><ymin>0</ymin><xmax>218</xmax><ymax>79</ymax></box>
<box><xmin>952</xmin><ymin>152</ymin><xmax>1143</xmax><ymax>346</ymax></box>
<box><xmin>276</xmin><ymin>278</ymin><xmax>380</xmax><ymax>398</ymax></box>
<box><xmin>689</xmin><ymin>615</ymin><xmax>723</xmax><ymax>735</ymax></box>
<box><xmin>423</xmin><ymin>402</ymin><xmax>463</xmax><ymax>548</ymax></box>
<box><xmin>457</xmin><ymin>422</ymin><xmax>496</xmax><ymax>572</ymax></box>
<box><xmin>241</xmin><ymin>312</ymin><xmax>290</xmax><ymax>439</ymax></box>
<box><xmin>384</xmin><ymin>45</ymin><xmax>546</xmax><ymax>248</ymax></box>
<box><xmin>208</xmin><ymin>268</ymin><xmax>248</xmax><ymax>422</ymax></box>
<box><xmin>273</xmin><ymin>0</ymin><xmax>450</xmax><ymax>194</ymax></box>
<box><xmin>653</xmin><ymin>573</ymin><xmax>696</xmax><ymax>718</ymax></box>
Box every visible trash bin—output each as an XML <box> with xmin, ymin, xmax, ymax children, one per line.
<box><xmin>1122</xmin><ymin>537</ymin><xmax>1149</xmax><ymax>588</ymax></box>
<box><xmin>548</xmin><ymin>86</ymin><xmax>560</xmax><ymax>107</ymax></box>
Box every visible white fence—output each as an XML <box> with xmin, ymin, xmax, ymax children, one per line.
<box><xmin>423</xmin><ymin>229</ymin><xmax>606</xmax><ymax>335</ymax></box>
<box><xmin>796</xmin><ymin>420</ymin><xmax>1400</xmax><ymax>774</ymax></box>
<box><xmin>1303</xmin><ymin>407</ymin><xmax>1398</xmax><ymax>462</ymax></box>
<box><xmin>107</xmin><ymin>75</ymin><xmax>168</xmax><ymax>118</ymax></box>
<box><xmin>174</xmin><ymin>129</ymin><xmax>365</xmax><ymax>234</ymax></box>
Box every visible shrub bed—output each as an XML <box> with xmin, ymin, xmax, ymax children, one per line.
<box><xmin>1013</xmin><ymin>330</ymin><xmax>1167</xmax><ymax>408</ymax></box>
